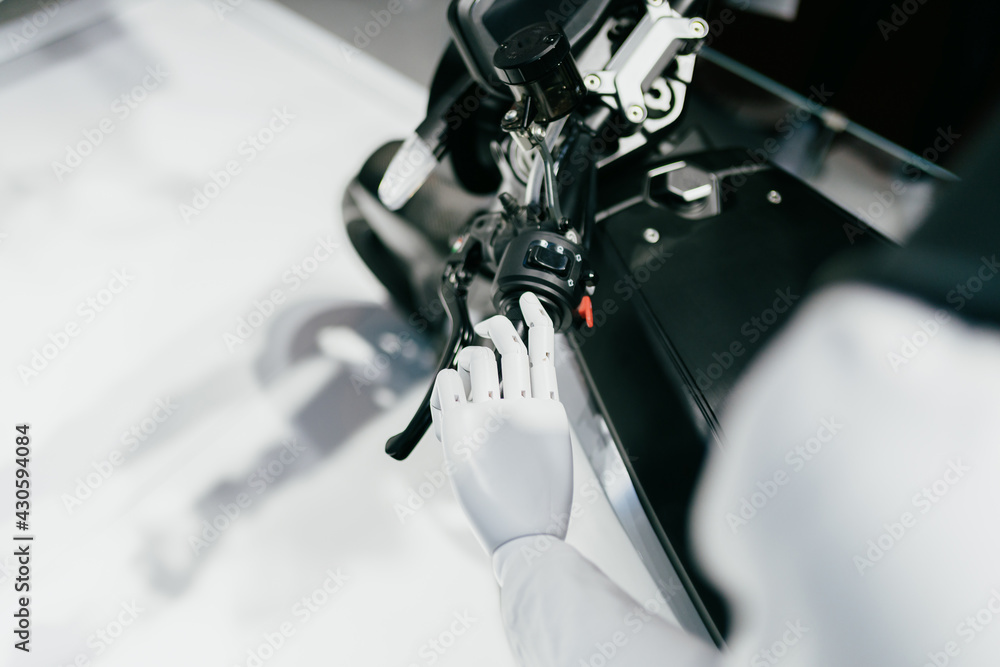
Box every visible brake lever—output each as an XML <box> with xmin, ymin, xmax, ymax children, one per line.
<box><xmin>385</xmin><ymin>240</ymin><xmax>480</xmax><ymax>460</ymax></box>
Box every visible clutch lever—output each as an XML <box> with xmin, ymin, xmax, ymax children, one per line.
<box><xmin>385</xmin><ymin>240</ymin><xmax>481</xmax><ymax>460</ymax></box>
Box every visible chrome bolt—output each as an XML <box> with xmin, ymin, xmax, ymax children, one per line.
<box><xmin>567</xmin><ymin>279</ymin><xmax>575</xmax><ymax>287</ymax></box>
<box><xmin>584</xmin><ymin>74</ymin><xmax>601</xmax><ymax>90</ymax></box>
<box><xmin>767</xmin><ymin>190</ymin><xmax>782</xmax><ymax>204</ymax></box>
<box><xmin>504</xmin><ymin>109</ymin><xmax>518</xmax><ymax>122</ymax></box>
<box><xmin>575</xmin><ymin>254</ymin><xmax>582</xmax><ymax>262</ymax></box>
<box><xmin>666</xmin><ymin>165</ymin><xmax>714</xmax><ymax>203</ymax></box>
<box><xmin>690</xmin><ymin>19</ymin><xmax>708</xmax><ymax>37</ymax></box>
<box><xmin>643</xmin><ymin>228</ymin><xmax>660</xmax><ymax>244</ymax></box>
<box><xmin>627</xmin><ymin>105</ymin><xmax>646</xmax><ymax>122</ymax></box>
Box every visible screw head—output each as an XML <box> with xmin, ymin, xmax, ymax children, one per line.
<box><xmin>690</xmin><ymin>19</ymin><xmax>708</xmax><ymax>37</ymax></box>
<box><xmin>627</xmin><ymin>105</ymin><xmax>646</xmax><ymax>122</ymax></box>
<box><xmin>584</xmin><ymin>74</ymin><xmax>601</xmax><ymax>90</ymax></box>
<box><xmin>567</xmin><ymin>279</ymin><xmax>575</xmax><ymax>287</ymax></box>
<box><xmin>575</xmin><ymin>253</ymin><xmax>582</xmax><ymax>261</ymax></box>
<box><xmin>643</xmin><ymin>228</ymin><xmax>660</xmax><ymax>244</ymax></box>
<box><xmin>504</xmin><ymin>109</ymin><xmax>519</xmax><ymax>122</ymax></box>
<box><xmin>767</xmin><ymin>190</ymin><xmax>783</xmax><ymax>204</ymax></box>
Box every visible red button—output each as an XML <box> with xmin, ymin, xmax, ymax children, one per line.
<box><xmin>576</xmin><ymin>296</ymin><xmax>594</xmax><ymax>328</ymax></box>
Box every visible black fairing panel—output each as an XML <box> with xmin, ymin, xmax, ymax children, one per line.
<box><xmin>574</xmin><ymin>149</ymin><xmax>890</xmax><ymax>638</ymax></box>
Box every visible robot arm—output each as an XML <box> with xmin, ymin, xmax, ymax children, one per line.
<box><xmin>496</xmin><ymin>535</ymin><xmax>718</xmax><ymax>667</ymax></box>
<box><xmin>430</xmin><ymin>292</ymin><xmax>718</xmax><ymax>666</ymax></box>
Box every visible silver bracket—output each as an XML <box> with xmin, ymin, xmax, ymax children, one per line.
<box><xmin>583</xmin><ymin>1</ymin><xmax>706</xmax><ymax>130</ymax></box>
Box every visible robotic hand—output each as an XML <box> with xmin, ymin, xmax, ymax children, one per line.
<box><xmin>429</xmin><ymin>292</ymin><xmax>573</xmax><ymax>576</ymax></box>
<box><xmin>430</xmin><ymin>293</ymin><xmax>717</xmax><ymax>666</ymax></box>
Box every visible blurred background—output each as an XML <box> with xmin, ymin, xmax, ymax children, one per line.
<box><xmin>0</xmin><ymin>0</ymin><xmax>680</xmax><ymax>665</ymax></box>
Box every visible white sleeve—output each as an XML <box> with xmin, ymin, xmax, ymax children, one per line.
<box><xmin>692</xmin><ymin>284</ymin><xmax>1000</xmax><ymax>667</ymax></box>
<box><xmin>493</xmin><ymin>536</ymin><xmax>719</xmax><ymax>667</ymax></box>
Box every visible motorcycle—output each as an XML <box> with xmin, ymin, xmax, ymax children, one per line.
<box><xmin>343</xmin><ymin>0</ymin><xmax>897</xmax><ymax>645</ymax></box>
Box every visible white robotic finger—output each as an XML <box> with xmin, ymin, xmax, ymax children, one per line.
<box><xmin>455</xmin><ymin>347</ymin><xmax>476</xmax><ymax>398</ymax></box>
<box><xmin>429</xmin><ymin>383</ymin><xmax>443</xmax><ymax>442</ymax></box>
<box><xmin>475</xmin><ymin>315</ymin><xmax>532</xmax><ymax>399</ymax></box>
<box><xmin>431</xmin><ymin>368</ymin><xmax>466</xmax><ymax>443</ymax></box>
<box><xmin>434</xmin><ymin>368</ymin><xmax>467</xmax><ymax>409</ymax></box>
<box><xmin>459</xmin><ymin>346</ymin><xmax>501</xmax><ymax>402</ymax></box>
<box><xmin>519</xmin><ymin>292</ymin><xmax>559</xmax><ymax>400</ymax></box>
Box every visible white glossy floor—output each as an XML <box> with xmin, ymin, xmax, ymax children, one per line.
<box><xmin>0</xmin><ymin>1</ymin><xmax>668</xmax><ymax>664</ymax></box>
